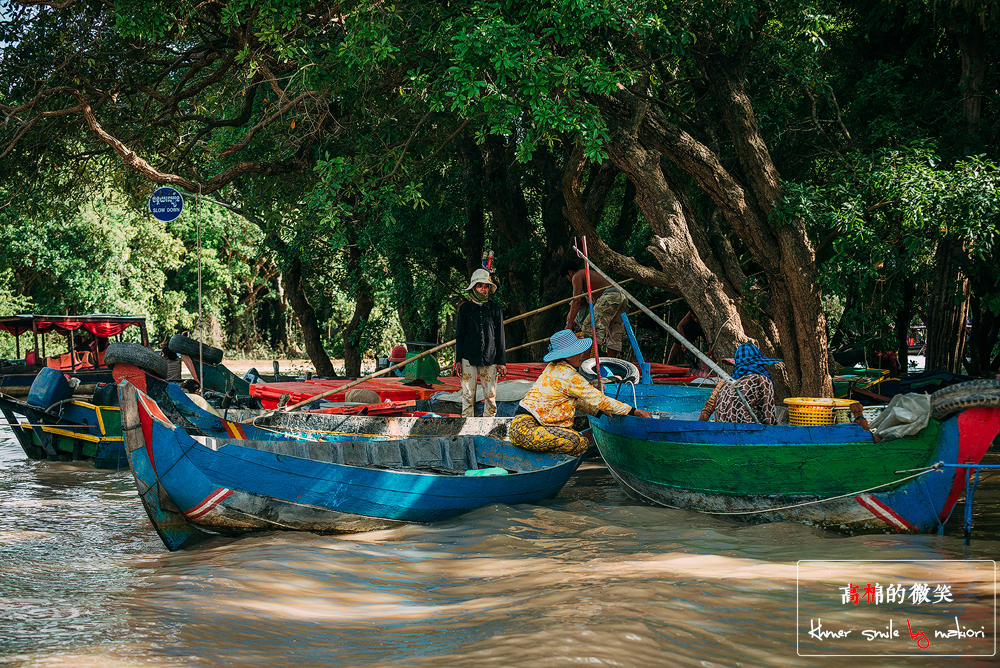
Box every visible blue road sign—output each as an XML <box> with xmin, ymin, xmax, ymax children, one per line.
<box><xmin>148</xmin><ymin>187</ymin><xmax>184</xmax><ymax>222</ymax></box>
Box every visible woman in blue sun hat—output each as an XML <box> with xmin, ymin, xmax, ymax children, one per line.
<box><xmin>699</xmin><ymin>342</ymin><xmax>781</xmax><ymax>424</ymax></box>
<box><xmin>510</xmin><ymin>329</ymin><xmax>653</xmax><ymax>456</ymax></box>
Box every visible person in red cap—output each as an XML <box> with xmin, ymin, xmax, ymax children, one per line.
<box><xmin>387</xmin><ymin>344</ymin><xmax>408</xmax><ymax>377</ymax></box>
<box><xmin>454</xmin><ymin>269</ymin><xmax>507</xmax><ymax>417</ymax></box>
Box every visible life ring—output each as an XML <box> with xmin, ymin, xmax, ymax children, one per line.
<box><xmin>579</xmin><ymin>357</ymin><xmax>641</xmax><ymax>384</ymax></box>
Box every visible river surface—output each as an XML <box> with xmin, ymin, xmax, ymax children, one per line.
<box><xmin>1</xmin><ymin>422</ymin><xmax>998</xmax><ymax>668</ymax></box>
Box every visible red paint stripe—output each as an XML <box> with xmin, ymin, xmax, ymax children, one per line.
<box><xmin>223</xmin><ymin>421</ymin><xmax>246</xmax><ymax>439</ymax></box>
<box><xmin>137</xmin><ymin>392</ymin><xmax>171</xmax><ymax>424</ymax></box>
<box><xmin>856</xmin><ymin>494</ymin><xmax>916</xmax><ymax>531</ymax></box>
<box><xmin>184</xmin><ymin>488</ymin><xmax>233</xmax><ymax>519</ymax></box>
<box><xmin>941</xmin><ymin>408</ymin><xmax>1000</xmax><ymax>519</ymax></box>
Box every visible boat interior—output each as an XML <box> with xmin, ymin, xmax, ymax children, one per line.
<box><xmin>189</xmin><ymin>434</ymin><xmax>506</xmax><ymax>475</ymax></box>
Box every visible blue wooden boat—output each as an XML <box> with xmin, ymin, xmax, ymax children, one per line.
<box><xmin>119</xmin><ymin>381</ymin><xmax>583</xmax><ymax>550</ymax></box>
<box><xmin>0</xmin><ymin>389</ymin><xmax>127</xmax><ymax>469</ymax></box>
<box><xmin>589</xmin><ymin>388</ymin><xmax>1000</xmax><ymax>534</ymax></box>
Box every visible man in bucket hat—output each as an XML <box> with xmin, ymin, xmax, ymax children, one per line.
<box><xmin>454</xmin><ymin>268</ymin><xmax>507</xmax><ymax>417</ymax></box>
<box><xmin>699</xmin><ymin>342</ymin><xmax>781</xmax><ymax>424</ymax></box>
<box><xmin>510</xmin><ymin>329</ymin><xmax>653</xmax><ymax>456</ymax></box>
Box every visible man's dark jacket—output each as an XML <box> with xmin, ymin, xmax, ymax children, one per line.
<box><xmin>455</xmin><ymin>300</ymin><xmax>506</xmax><ymax>367</ymax></box>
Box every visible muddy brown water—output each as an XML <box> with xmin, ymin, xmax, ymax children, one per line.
<box><xmin>1</xmin><ymin>424</ymin><xmax>998</xmax><ymax>667</ymax></box>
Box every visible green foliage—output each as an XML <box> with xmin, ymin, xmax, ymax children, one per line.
<box><xmin>787</xmin><ymin>145</ymin><xmax>1000</xmax><ymax>346</ymax></box>
<box><xmin>3</xmin><ymin>0</ymin><xmax>999</xmax><ymax>371</ymax></box>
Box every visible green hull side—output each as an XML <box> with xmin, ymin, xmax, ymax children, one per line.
<box><xmin>596</xmin><ymin>421</ymin><xmax>941</xmax><ymax>496</ymax></box>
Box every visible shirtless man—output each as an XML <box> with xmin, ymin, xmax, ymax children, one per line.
<box><xmin>560</xmin><ymin>260</ymin><xmax>627</xmax><ymax>358</ymax></box>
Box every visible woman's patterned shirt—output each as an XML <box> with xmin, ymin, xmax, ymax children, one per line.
<box><xmin>519</xmin><ymin>360</ymin><xmax>633</xmax><ymax>428</ymax></box>
<box><xmin>709</xmin><ymin>374</ymin><xmax>778</xmax><ymax>424</ymax></box>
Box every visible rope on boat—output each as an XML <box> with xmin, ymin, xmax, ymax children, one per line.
<box><xmin>248</xmin><ymin>423</ymin><xmax>384</xmax><ymax>439</ymax></box>
<box><xmin>606</xmin><ymin>462</ymin><xmax>945</xmax><ymax>516</ymax></box>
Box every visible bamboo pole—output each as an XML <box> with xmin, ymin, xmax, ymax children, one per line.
<box><xmin>276</xmin><ymin>338</ymin><xmax>456</xmax><ymax>413</ymax></box>
<box><xmin>625</xmin><ymin>297</ymin><xmax>684</xmax><ymax>318</ymax></box>
<box><xmin>506</xmin><ymin>296</ymin><xmax>676</xmax><ymax>354</ymax></box>
<box><xmin>262</xmin><ymin>278</ymin><xmax>634</xmax><ymax>416</ymax></box>
<box><xmin>579</xmin><ymin>237</ymin><xmax>603</xmax><ymax>390</ymax></box>
<box><xmin>505</xmin><ymin>336</ymin><xmax>551</xmax><ymax>354</ymax></box>
<box><xmin>503</xmin><ymin>279</ymin><xmax>633</xmax><ymax>325</ymax></box>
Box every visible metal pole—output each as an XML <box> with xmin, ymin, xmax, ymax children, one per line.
<box><xmin>578</xmin><ymin>237</ymin><xmax>603</xmax><ymax>390</ymax></box>
<box><xmin>573</xmin><ymin>247</ymin><xmax>759</xmax><ymax>423</ymax></box>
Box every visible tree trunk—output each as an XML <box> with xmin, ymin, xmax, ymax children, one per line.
<box><xmin>924</xmin><ymin>236</ymin><xmax>970</xmax><ymax>373</ymax></box>
<box><xmin>583</xmin><ymin>76</ymin><xmax>831</xmax><ymax>397</ymax></box>
<box><xmin>272</xmin><ymin>269</ymin><xmax>290</xmax><ymax>352</ymax></box>
<box><xmin>342</xmin><ymin>242</ymin><xmax>375</xmax><ymax>378</ymax></box>
<box><xmin>481</xmin><ymin>134</ymin><xmax>534</xmax><ymax>355</ymax></box>
<box><xmin>457</xmin><ymin>137</ymin><xmax>486</xmax><ymax>279</ymax></box>
<box><xmin>944</xmin><ymin>9</ymin><xmax>986</xmax><ymax>145</ymax></box>
<box><xmin>280</xmin><ymin>254</ymin><xmax>336</xmax><ymax>377</ymax></box>
<box><xmin>526</xmin><ymin>146</ymin><xmax>578</xmax><ymax>359</ymax></box>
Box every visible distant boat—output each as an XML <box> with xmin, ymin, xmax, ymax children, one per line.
<box><xmin>119</xmin><ymin>381</ymin><xmax>583</xmax><ymax>551</ymax></box>
<box><xmin>0</xmin><ymin>382</ymin><xmax>127</xmax><ymax>469</ymax></box>
<box><xmin>590</xmin><ymin>383</ymin><xmax>1000</xmax><ymax>534</ymax></box>
<box><xmin>0</xmin><ymin>314</ymin><xmax>150</xmax><ymax>398</ymax></box>
<box><xmin>0</xmin><ymin>359</ymin><xmax>263</xmax><ymax>469</ymax></box>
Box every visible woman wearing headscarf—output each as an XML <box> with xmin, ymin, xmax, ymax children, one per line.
<box><xmin>699</xmin><ymin>343</ymin><xmax>781</xmax><ymax>424</ymax></box>
<box><xmin>454</xmin><ymin>269</ymin><xmax>507</xmax><ymax>417</ymax></box>
<box><xmin>511</xmin><ymin>329</ymin><xmax>653</xmax><ymax>457</ymax></box>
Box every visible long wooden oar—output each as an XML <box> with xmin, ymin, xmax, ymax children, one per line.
<box><xmin>572</xmin><ymin>247</ymin><xmax>760</xmax><ymax>423</ymax></box>
<box><xmin>504</xmin><ymin>279</ymin><xmax>632</xmax><ymax>326</ymax></box>
<box><xmin>259</xmin><ymin>273</ymin><xmax>641</xmax><ymax>417</ymax></box>
<box><xmin>276</xmin><ymin>338</ymin><xmax>455</xmax><ymax>413</ymax></box>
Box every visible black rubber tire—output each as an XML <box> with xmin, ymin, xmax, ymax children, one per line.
<box><xmin>169</xmin><ymin>334</ymin><xmax>224</xmax><ymax>365</ymax></box>
<box><xmin>104</xmin><ymin>342</ymin><xmax>169</xmax><ymax>378</ymax></box>
<box><xmin>929</xmin><ymin>379</ymin><xmax>1000</xmax><ymax>404</ymax></box>
<box><xmin>930</xmin><ymin>389</ymin><xmax>1000</xmax><ymax>421</ymax></box>
<box><xmin>579</xmin><ymin>357</ymin><xmax>641</xmax><ymax>384</ymax></box>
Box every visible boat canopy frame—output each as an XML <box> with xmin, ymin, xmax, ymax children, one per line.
<box><xmin>0</xmin><ymin>313</ymin><xmax>149</xmax><ymax>366</ymax></box>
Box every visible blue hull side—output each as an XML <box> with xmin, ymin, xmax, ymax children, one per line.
<box><xmin>124</xmin><ymin>381</ymin><xmax>581</xmax><ymax>549</ymax></box>
<box><xmin>120</xmin><ymin>383</ymin><xmax>212</xmax><ymax>550</ymax></box>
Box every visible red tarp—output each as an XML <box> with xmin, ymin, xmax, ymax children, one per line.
<box><xmin>30</xmin><ymin>320</ymin><xmax>137</xmax><ymax>337</ymax></box>
<box><xmin>250</xmin><ymin>378</ymin><xmax>443</xmax><ymax>408</ymax></box>
<box><xmin>249</xmin><ymin>361</ymin><xmax>699</xmax><ymax>408</ymax></box>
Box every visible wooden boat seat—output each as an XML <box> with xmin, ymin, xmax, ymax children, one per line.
<box><xmin>195</xmin><ymin>435</ymin><xmax>480</xmax><ymax>473</ymax></box>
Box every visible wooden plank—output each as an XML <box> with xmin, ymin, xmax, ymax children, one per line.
<box><xmin>850</xmin><ymin>386</ymin><xmax>891</xmax><ymax>403</ymax></box>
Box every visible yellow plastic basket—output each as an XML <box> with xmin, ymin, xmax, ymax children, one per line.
<box><xmin>784</xmin><ymin>398</ymin><xmax>855</xmax><ymax>427</ymax></box>
<box><xmin>832</xmin><ymin>407</ymin><xmax>852</xmax><ymax>424</ymax></box>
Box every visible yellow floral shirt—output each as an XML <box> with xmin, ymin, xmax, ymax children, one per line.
<box><xmin>519</xmin><ymin>360</ymin><xmax>634</xmax><ymax>428</ymax></box>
